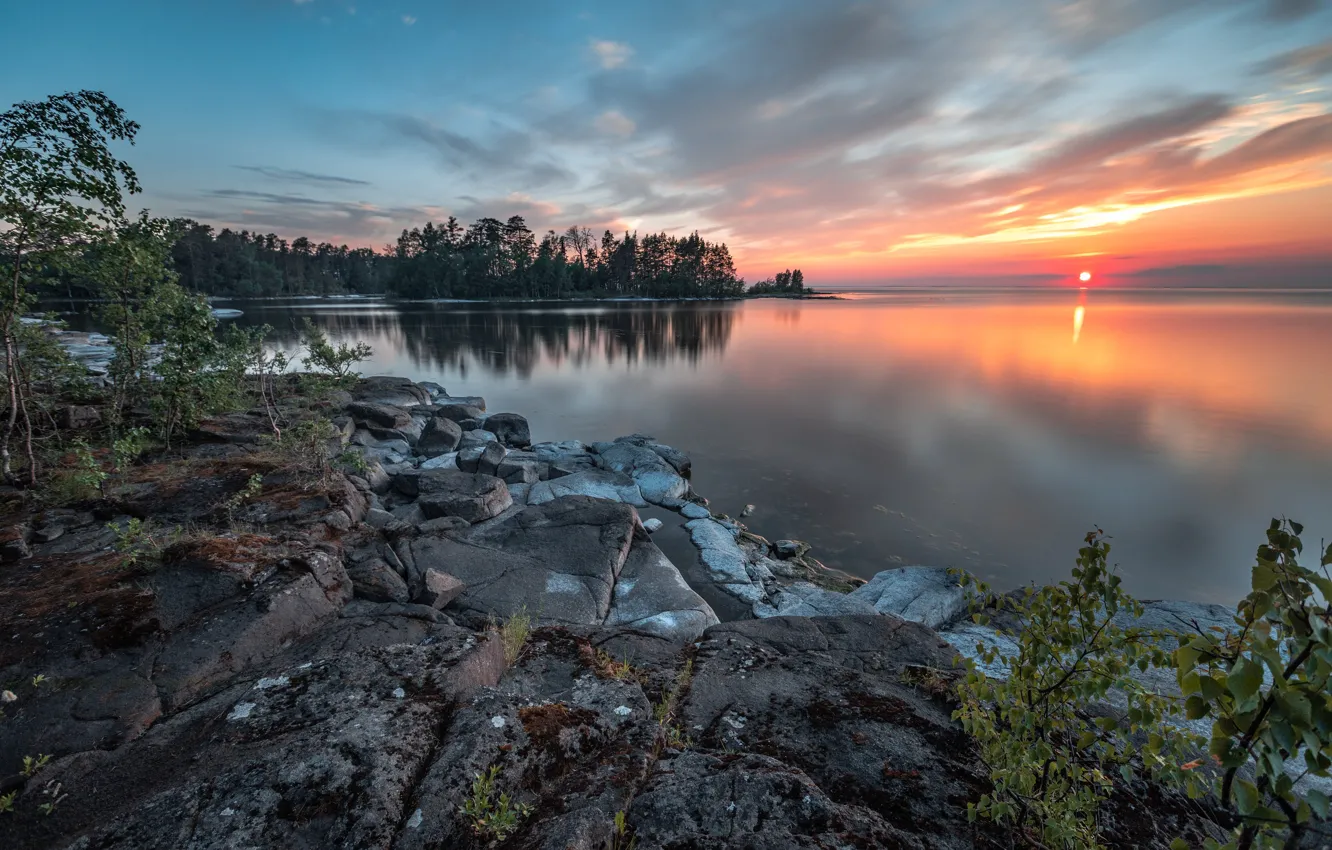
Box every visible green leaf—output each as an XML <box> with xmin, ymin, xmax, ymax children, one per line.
<box><xmin>1290</xmin><ymin>521</ymin><xmax>1304</xmax><ymax>536</ymax></box>
<box><xmin>1227</xmin><ymin>657</ymin><xmax>1264</xmax><ymax>702</ymax></box>
<box><xmin>1169</xmin><ymin>839</ymin><xmax>1190</xmax><ymax>850</ymax></box>
<box><xmin>1234</xmin><ymin>778</ymin><xmax>1259</xmax><ymax>815</ymax></box>
<box><xmin>1185</xmin><ymin>695</ymin><xmax>1209</xmax><ymax>720</ymax></box>
<box><xmin>1308</xmin><ymin>789</ymin><xmax>1330</xmax><ymax>820</ymax></box>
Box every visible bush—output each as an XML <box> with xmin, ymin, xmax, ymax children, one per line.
<box><xmin>1174</xmin><ymin>518</ymin><xmax>1332</xmax><ymax>849</ymax></box>
<box><xmin>953</xmin><ymin>530</ymin><xmax>1200</xmax><ymax>849</ymax></box>
<box><xmin>956</xmin><ymin>521</ymin><xmax>1332</xmax><ymax>849</ymax></box>
<box><xmin>299</xmin><ymin>318</ymin><xmax>371</xmax><ymax>383</ymax></box>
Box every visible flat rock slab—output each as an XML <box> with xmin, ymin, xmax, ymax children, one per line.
<box><xmin>754</xmin><ymin>581</ymin><xmax>878</xmax><ymax>618</ymax></box>
<box><xmin>527</xmin><ymin>469</ymin><xmax>646</xmax><ymax>507</ymax></box>
<box><xmin>604</xmin><ymin>538</ymin><xmax>719</xmax><ymax>641</ymax></box>
<box><xmin>847</xmin><ymin>565</ymin><xmax>968</xmax><ymax>629</ymax></box>
<box><xmin>685</xmin><ymin>517</ymin><xmax>765</xmax><ymax>605</ymax></box>
<box><xmin>414</xmin><ymin>470</ymin><xmax>512</xmax><ymax>523</ymax></box>
<box><xmin>408</xmin><ymin>495</ymin><xmax>638</xmax><ymax>628</ymax></box>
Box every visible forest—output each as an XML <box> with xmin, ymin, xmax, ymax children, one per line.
<box><xmin>31</xmin><ymin>216</ymin><xmax>811</xmax><ymax>301</ymax></box>
<box><xmin>28</xmin><ymin>217</ymin><xmax>797</xmax><ymax>301</ymax></box>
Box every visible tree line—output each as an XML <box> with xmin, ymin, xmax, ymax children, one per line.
<box><xmin>33</xmin><ymin>217</ymin><xmax>775</xmax><ymax>301</ymax></box>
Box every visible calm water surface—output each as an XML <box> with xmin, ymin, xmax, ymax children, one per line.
<box><xmin>224</xmin><ymin>288</ymin><xmax>1332</xmax><ymax>606</ymax></box>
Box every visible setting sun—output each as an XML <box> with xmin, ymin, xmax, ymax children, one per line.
<box><xmin>1079</xmin><ymin>271</ymin><xmax>1092</xmax><ymax>282</ymax></box>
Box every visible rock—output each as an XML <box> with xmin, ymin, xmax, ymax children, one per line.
<box><xmin>456</xmin><ymin>417</ymin><xmax>485</xmax><ymax>431</ymax></box>
<box><xmin>457</xmin><ymin>428</ymin><xmax>498</xmax><ymax>452</ymax></box>
<box><xmin>350</xmin><ymin>429</ymin><xmax>412</xmax><ymax>457</ymax></box>
<box><xmin>391</xmin><ymin>503</ymin><xmax>428</xmax><ymax>526</ymax></box>
<box><xmin>407</xmin><ymin>496</ymin><xmax>637</xmax><ymax>627</ymax></box>
<box><xmin>527</xmin><ymin>469</ymin><xmax>646</xmax><ymax>507</ymax></box>
<box><xmin>754</xmin><ymin>582</ymin><xmax>878</xmax><ymax>618</ymax></box>
<box><xmin>32</xmin><ymin>524</ymin><xmax>66</xmax><ymax>544</ymax></box>
<box><xmin>847</xmin><ymin>566</ymin><xmax>968</xmax><ymax>629</ymax></box>
<box><xmin>362</xmin><ymin>460</ymin><xmax>391</xmax><ymax>494</ymax></box>
<box><xmin>1</xmin><ymin>524</ymin><xmax>32</xmax><ymax>562</ymax></box>
<box><xmin>476</xmin><ymin>441</ymin><xmax>506</xmax><ymax>476</ymax></box>
<box><xmin>416</xmin><ymin>416</ymin><xmax>463</xmax><ymax>456</ymax></box>
<box><xmin>418</xmin><ymin>452</ymin><xmax>459</xmax><ymax>471</ymax></box>
<box><xmin>680</xmin><ymin>502</ymin><xmax>710</xmax><ymax>520</ymax></box>
<box><xmin>365</xmin><ymin>508</ymin><xmax>395</xmax><ymax>529</ymax></box>
<box><xmin>773</xmin><ymin>539</ymin><xmax>809</xmax><ymax>559</ymax></box>
<box><xmin>418</xmin><ymin>516</ymin><xmax>470</xmax><ymax>535</ymax></box>
<box><xmin>351</xmin><ymin>375</ymin><xmax>431</xmax><ymax>407</ymax></box>
<box><xmin>41</xmin><ymin>629</ymin><xmax>504</xmax><ymax>850</ymax></box>
<box><xmin>418</xmin><ymin>381</ymin><xmax>446</xmax><ymax>397</ymax></box>
<box><xmin>419</xmin><ymin>569</ymin><xmax>465</xmax><ymax>609</ymax></box>
<box><xmin>482</xmin><ymin>412</ymin><xmax>531</xmax><ymax>447</ymax></box>
<box><xmin>686</xmin><ymin>518</ymin><xmax>765</xmax><ymax>605</ymax></box>
<box><xmin>642</xmin><ymin>518</ymin><xmax>663</xmax><ymax>533</ymax></box>
<box><xmin>604</xmin><ymin>538</ymin><xmax>719</xmax><ymax>641</ymax></box>
<box><xmin>346</xmin><ymin>401</ymin><xmax>413</xmax><ymax>430</ymax></box>
<box><xmin>56</xmin><ymin>405</ymin><xmax>102</xmax><ymax>429</ymax></box>
<box><xmin>637</xmin><ymin>615</ymin><xmax>980</xmax><ymax>849</ymax></box>
<box><xmin>348</xmin><ymin>558</ymin><xmax>411</xmax><ymax>604</ymax></box>
<box><xmin>439</xmin><ymin>394</ymin><xmax>486</xmax><ymax>410</ymax></box>
<box><xmin>649</xmin><ymin>443</ymin><xmax>691</xmax><ymax>476</ymax></box>
<box><xmin>415</xmin><ymin>470</ymin><xmax>513</xmax><ymax>524</ymax></box>
<box><xmin>455</xmin><ymin>445</ymin><xmax>485</xmax><ymax>473</ymax></box>
<box><xmin>497</xmin><ymin>457</ymin><xmax>540</xmax><ymax>484</ymax></box>
<box><xmin>595</xmin><ymin>441</ymin><xmax>688</xmax><ymax>504</ymax></box>
<box><xmin>432</xmin><ymin>403</ymin><xmax>485</xmax><ymax>423</ymax></box>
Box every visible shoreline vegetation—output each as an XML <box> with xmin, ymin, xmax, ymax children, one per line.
<box><xmin>4</xmin><ymin>90</ymin><xmax>1330</xmax><ymax>850</ymax></box>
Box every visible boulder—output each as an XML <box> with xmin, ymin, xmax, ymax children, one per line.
<box><xmin>847</xmin><ymin>566</ymin><xmax>968</xmax><ymax>629</ymax></box>
<box><xmin>348</xmin><ymin>558</ymin><xmax>411</xmax><ymax>604</ymax></box>
<box><xmin>604</xmin><ymin>538</ymin><xmax>719</xmax><ymax>641</ymax></box>
<box><xmin>482</xmin><ymin>412</ymin><xmax>531</xmax><ymax>447</ymax></box>
<box><xmin>686</xmin><ymin>517</ymin><xmax>766</xmax><ymax>605</ymax></box>
<box><xmin>432</xmin><ymin>403</ymin><xmax>485</xmax><ymax>423</ymax></box>
<box><xmin>416</xmin><ymin>416</ymin><xmax>463</xmax><ymax>457</ymax></box>
<box><xmin>418</xmin><ymin>569</ymin><xmax>465</xmax><ymax>609</ymax></box>
<box><xmin>457</xmin><ymin>428</ymin><xmax>498</xmax><ymax>452</ymax></box>
<box><xmin>642</xmin><ymin>518</ymin><xmax>663</xmax><ymax>533</ymax></box>
<box><xmin>476</xmin><ymin>441</ymin><xmax>506</xmax><ymax>476</ymax></box>
<box><xmin>351</xmin><ymin>375</ymin><xmax>431</xmax><ymax>407</ymax></box>
<box><xmin>527</xmin><ymin>469</ymin><xmax>646</xmax><ymax>507</ymax></box>
<box><xmin>774</xmin><ymin>539</ymin><xmax>810</xmax><ymax>559</ymax></box>
<box><xmin>418</xmin><ymin>452</ymin><xmax>459</xmax><ymax>471</ymax></box>
<box><xmin>455</xmin><ymin>445</ymin><xmax>486</xmax><ymax>473</ymax></box>
<box><xmin>406</xmin><ymin>496</ymin><xmax>637</xmax><ymax>627</ymax></box>
<box><xmin>680</xmin><ymin>502</ymin><xmax>710</xmax><ymax>520</ymax></box>
<box><xmin>346</xmin><ymin>402</ymin><xmax>413</xmax><ymax>430</ymax></box>
<box><xmin>497</xmin><ymin>457</ymin><xmax>540</xmax><ymax>484</ymax></box>
<box><xmin>415</xmin><ymin>470</ymin><xmax>513</xmax><ymax>524</ymax></box>
<box><xmin>1</xmin><ymin>523</ymin><xmax>32</xmax><ymax>562</ymax></box>
<box><xmin>595</xmin><ymin>441</ymin><xmax>688</xmax><ymax>504</ymax></box>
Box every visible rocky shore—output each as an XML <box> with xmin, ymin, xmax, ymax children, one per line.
<box><xmin>0</xmin><ymin>374</ymin><xmax>1321</xmax><ymax>848</ymax></box>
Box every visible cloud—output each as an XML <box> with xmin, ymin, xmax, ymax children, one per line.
<box><xmin>235</xmin><ymin>165</ymin><xmax>370</xmax><ymax>186</ymax></box>
<box><xmin>1255</xmin><ymin>38</ymin><xmax>1332</xmax><ymax>78</ymax></box>
<box><xmin>401</xmin><ymin>14</ymin><xmax>415</xmax><ymax>25</ymax></box>
<box><xmin>594</xmin><ymin>110</ymin><xmax>635</xmax><ymax>137</ymax></box>
<box><xmin>1263</xmin><ymin>0</ymin><xmax>1323</xmax><ymax>20</ymax></box>
<box><xmin>590</xmin><ymin>39</ymin><xmax>632</xmax><ymax>69</ymax></box>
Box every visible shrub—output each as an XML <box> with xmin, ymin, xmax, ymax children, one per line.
<box><xmin>1174</xmin><ymin>518</ymin><xmax>1332</xmax><ymax>849</ymax></box>
<box><xmin>461</xmin><ymin>765</ymin><xmax>530</xmax><ymax>840</ymax></box>
<box><xmin>299</xmin><ymin>318</ymin><xmax>372</xmax><ymax>383</ymax></box>
<box><xmin>953</xmin><ymin>530</ymin><xmax>1200</xmax><ymax>849</ymax></box>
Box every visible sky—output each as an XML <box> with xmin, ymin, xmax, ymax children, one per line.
<box><xmin>2</xmin><ymin>0</ymin><xmax>1331</xmax><ymax>285</ymax></box>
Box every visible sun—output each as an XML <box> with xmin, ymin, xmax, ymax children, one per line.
<box><xmin>1079</xmin><ymin>271</ymin><xmax>1092</xmax><ymax>282</ymax></box>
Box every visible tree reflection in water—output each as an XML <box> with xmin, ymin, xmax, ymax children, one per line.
<box><xmin>242</xmin><ymin>301</ymin><xmax>738</xmax><ymax>379</ymax></box>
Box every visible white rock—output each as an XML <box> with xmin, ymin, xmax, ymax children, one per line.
<box><xmin>490</xmin><ymin>715</ymin><xmax>506</xmax><ymax>729</ymax></box>
<box><xmin>614</xmin><ymin>705</ymin><xmax>632</xmax><ymax>716</ymax></box>
<box><xmin>227</xmin><ymin>702</ymin><xmax>256</xmax><ymax>721</ymax></box>
<box><xmin>680</xmin><ymin>503</ymin><xmax>710</xmax><ymax>520</ymax></box>
<box><xmin>254</xmin><ymin>675</ymin><xmax>289</xmax><ymax>690</ymax></box>
<box><xmin>406</xmin><ymin>808</ymin><xmax>423</xmax><ymax>829</ymax></box>
<box><xmin>643</xmin><ymin>518</ymin><xmax>663</xmax><ymax>533</ymax></box>
<box><xmin>847</xmin><ymin>566</ymin><xmax>968</xmax><ymax>629</ymax></box>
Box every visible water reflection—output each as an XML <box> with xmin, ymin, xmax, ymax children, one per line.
<box><xmin>1072</xmin><ymin>290</ymin><xmax>1086</xmax><ymax>344</ymax></box>
<box><xmin>222</xmin><ymin>289</ymin><xmax>1332</xmax><ymax>605</ymax></box>
<box><xmin>242</xmin><ymin>301</ymin><xmax>737</xmax><ymax>378</ymax></box>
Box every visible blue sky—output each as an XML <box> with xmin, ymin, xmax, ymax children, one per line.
<box><xmin>2</xmin><ymin>0</ymin><xmax>1330</xmax><ymax>281</ymax></box>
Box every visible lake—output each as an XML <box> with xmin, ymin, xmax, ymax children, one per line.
<box><xmin>217</xmin><ymin>288</ymin><xmax>1332</xmax><ymax>607</ymax></box>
